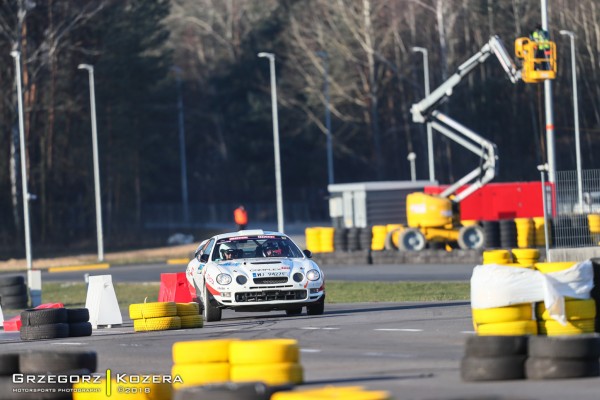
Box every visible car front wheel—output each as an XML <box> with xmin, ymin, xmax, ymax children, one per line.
<box><xmin>306</xmin><ymin>295</ymin><xmax>325</xmax><ymax>316</ymax></box>
<box><xmin>202</xmin><ymin>285</ymin><xmax>222</xmax><ymax>322</ymax></box>
<box><xmin>285</xmin><ymin>308</ymin><xmax>303</xmax><ymax>316</ymax></box>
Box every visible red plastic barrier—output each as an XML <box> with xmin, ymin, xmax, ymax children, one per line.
<box><xmin>3</xmin><ymin>302</ymin><xmax>65</xmax><ymax>332</ymax></box>
<box><xmin>158</xmin><ymin>272</ymin><xmax>193</xmax><ymax>303</ymax></box>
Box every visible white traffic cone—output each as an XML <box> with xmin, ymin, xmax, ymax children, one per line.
<box><xmin>85</xmin><ymin>275</ymin><xmax>123</xmax><ymax>329</ymax></box>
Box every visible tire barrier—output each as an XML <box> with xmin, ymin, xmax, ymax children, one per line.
<box><xmin>305</xmin><ymin>227</ymin><xmax>321</xmax><ymax>253</ymax></box>
<box><xmin>461</xmin><ymin>336</ymin><xmax>527</xmax><ymax>381</ymax></box>
<box><xmin>526</xmin><ymin>335</ymin><xmax>600</xmax><ymax>379</ymax></box>
<box><xmin>174</xmin><ymin>381</ymin><xmax>290</xmax><ymax>400</ymax></box>
<box><xmin>359</xmin><ymin>227</ymin><xmax>372</xmax><ymax>251</ymax></box>
<box><xmin>0</xmin><ymin>350</ymin><xmax>96</xmax><ymax>399</ymax></box>
<box><xmin>347</xmin><ymin>228</ymin><xmax>361</xmax><ymax>251</ymax></box>
<box><xmin>589</xmin><ymin>214</ymin><xmax>600</xmax><ymax>245</ymax></box>
<box><xmin>66</xmin><ymin>308</ymin><xmax>93</xmax><ymax>338</ymax></box>
<box><xmin>129</xmin><ymin>301</ymin><xmax>181</xmax><ymax>332</ymax></box>
<box><xmin>482</xmin><ymin>249</ymin><xmax>512</xmax><ymax>265</ymax></box>
<box><xmin>510</xmin><ymin>248</ymin><xmax>539</xmax><ymax>266</ymax></box>
<box><xmin>333</xmin><ymin>228</ymin><xmax>348</xmax><ymax>252</ymax></box>
<box><xmin>477</xmin><ymin>320</ymin><xmax>538</xmax><ymax>336</ymax></box>
<box><xmin>514</xmin><ymin>218</ymin><xmax>534</xmax><ymax>248</ymax></box>
<box><xmin>172</xmin><ymin>339</ymin><xmax>237</xmax><ymax>389</ymax></box>
<box><xmin>176</xmin><ymin>302</ymin><xmax>203</xmax><ymax>329</ymax></box>
<box><xmin>499</xmin><ymin>219</ymin><xmax>517</xmax><ymax>248</ymax></box>
<box><xmin>229</xmin><ymin>339</ymin><xmax>303</xmax><ymax>385</ymax></box>
<box><xmin>319</xmin><ymin>227</ymin><xmax>335</xmax><ymax>253</ymax></box>
<box><xmin>304</xmin><ymin>227</ymin><xmax>335</xmax><ymax>253</ymax></box>
<box><xmin>20</xmin><ymin>308</ymin><xmax>69</xmax><ymax>341</ymax></box>
<box><xmin>482</xmin><ymin>221</ymin><xmax>500</xmax><ymax>249</ymax></box>
<box><xmin>371</xmin><ymin>225</ymin><xmax>387</xmax><ymax>251</ymax></box>
<box><xmin>533</xmin><ymin>216</ymin><xmax>548</xmax><ymax>247</ymax></box>
<box><xmin>0</xmin><ymin>275</ymin><xmax>28</xmax><ymax>309</ymax></box>
<box><xmin>534</xmin><ymin>261</ymin><xmax>577</xmax><ymax>274</ymax></box>
<box><xmin>271</xmin><ymin>386</ymin><xmax>392</xmax><ymax>399</ymax></box>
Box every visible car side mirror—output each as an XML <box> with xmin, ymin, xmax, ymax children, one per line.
<box><xmin>199</xmin><ymin>254</ymin><xmax>209</xmax><ymax>263</ymax></box>
<box><xmin>303</xmin><ymin>249</ymin><xmax>312</xmax><ymax>259</ymax></box>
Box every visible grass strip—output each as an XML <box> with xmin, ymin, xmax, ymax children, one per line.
<box><xmin>37</xmin><ymin>281</ymin><xmax>469</xmax><ymax>309</ymax></box>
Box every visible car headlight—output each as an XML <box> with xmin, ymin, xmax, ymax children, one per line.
<box><xmin>306</xmin><ymin>269</ymin><xmax>320</xmax><ymax>281</ymax></box>
<box><xmin>236</xmin><ymin>275</ymin><xmax>247</xmax><ymax>285</ymax></box>
<box><xmin>216</xmin><ymin>274</ymin><xmax>232</xmax><ymax>285</ymax></box>
<box><xmin>293</xmin><ymin>273</ymin><xmax>304</xmax><ymax>282</ymax></box>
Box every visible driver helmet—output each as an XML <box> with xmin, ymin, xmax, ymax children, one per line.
<box><xmin>264</xmin><ymin>241</ymin><xmax>284</xmax><ymax>257</ymax></box>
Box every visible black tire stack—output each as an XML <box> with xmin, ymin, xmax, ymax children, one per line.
<box><xmin>333</xmin><ymin>228</ymin><xmax>348</xmax><ymax>252</ymax></box>
<box><xmin>482</xmin><ymin>221</ymin><xmax>500</xmax><ymax>249</ymax></box>
<box><xmin>461</xmin><ymin>335</ymin><xmax>528</xmax><ymax>381</ymax></box>
<box><xmin>0</xmin><ymin>350</ymin><xmax>97</xmax><ymax>399</ymax></box>
<box><xmin>20</xmin><ymin>307</ymin><xmax>93</xmax><ymax>341</ymax></box>
<box><xmin>359</xmin><ymin>226</ymin><xmax>372</xmax><ymax>251</ymax></box>
<box><xmin>526</xmin><ymin>335</ymin><xmax>600</xmax><ymax>379</ymax></box>
<box><xmin>66</xmin><ymin>308</ymin><xmax>93</xmax><ymax>337</ymax></box>
<box><xmin>499</xmin><ymin>219</ymin><xmax>517</xmax><ymax>248</ymax></box>
<box><xmin>0</xmin><ymin>275</ymin><xmax>28</xmax><ymax>309</ymax></box>
<box><xmin>347</xmin><ymin>228</ymin><xmax>361</xmax><ymax>251</ymax></box>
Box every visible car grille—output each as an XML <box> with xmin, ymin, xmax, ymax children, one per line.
<box><xmin>253</xmin><ymin>277</ymin><xmax>288</xmax><ymax>284</ymax></box>
<box><xmin>235</xmin><ymin>290</ymin><xmax>307</xmax><ymax>303</ymax></box>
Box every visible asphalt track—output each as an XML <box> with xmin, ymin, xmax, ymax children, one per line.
<box><xmin>36</xmin><ymin>262</ymin><xmax>476</xmax><ymax>283</ymax></box>
<box><xmin>2</xmin><ymin>302</ymin><xmax>599</xmax><ymax>399</ymax></box>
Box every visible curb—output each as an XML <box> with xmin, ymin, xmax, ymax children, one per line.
<box><xmin>48</xmin><ymin>263</ymin><xmax>110</xmax><ymax>273</ymax></box>
<box><xmin>166</xmin><ymin>258</ymin><xmax>189</xmax><ymax>265</ymax></box>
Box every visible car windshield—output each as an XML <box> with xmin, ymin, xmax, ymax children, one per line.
<box><xmin>212</xmin><ymin>235</ymin><xmax>303</xmax><ymax>261</ymax></box>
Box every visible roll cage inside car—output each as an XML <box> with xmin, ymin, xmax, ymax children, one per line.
<box><xmin>211</xmin><ymin>235</ymin><xmax>303</xmax><ymax>261</ymax></box>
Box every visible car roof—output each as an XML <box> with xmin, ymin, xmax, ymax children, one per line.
<box><xmin>211</xmin><ymin>229</ymin><xmax>285</xmax><ymax>241</ymax></box>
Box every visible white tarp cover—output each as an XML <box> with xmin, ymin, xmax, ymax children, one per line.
<box><xmin>470</xmin><ymin>260</ymin><xmax>594</xmax><ymax>325</ymax></box>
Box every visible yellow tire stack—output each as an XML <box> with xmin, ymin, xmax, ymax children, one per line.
<box><xmin>514</xmin><ymin>218</ymin><xmax>534</xmax><ymax>248</ymax></box>
<box><xmin>171</xmin><ymin>339</ymin><xmax>234</xmax><ymax>390</ymax></box>
<box><xmin>305</xmin><ymin>227</ymin><xmax>322</xmax><ymax>253</ymax></box>
<box><xmin>229</xmin><ymin>339</ymin><xmax>303</xmax><ymax>385</ymax></box>
<box><xmin>511</xmin><ymin>248</ymin><xmax>539</xmax><ymax>267</ymax></box>
<box><xmin>533</xmin><ymin>217</ymin><xmax>549</xmax><ymax>246</ymax></box>
<box><xmin>482</xmin><ymin>249</ymin><xmax>512</xmax><ymax>265</ymax></box>
<box><xmin>272</xmin><ymin>386</ymin><xmax>391</xmax><ymax>400</ymax></box>
<box><xmin>371</xmin><ymin>225</ymin><xmax>387</xmax><ymax>251</ymax></box>
<box><xmin>129</xmin><ymin>302</ymin><xmax>181</xmax><ymax>332</ymax></box>
<box><xmin>534</xmin><ymin>261</ymin><xmax>596</xmax><ymax>335</ymax></box>
<box><xmin>319</xmin><ymin>227</ymin><xmax>335</xmax><ymax>253</ymax></box>
<box><xmin>472</xmin><ymin>304</ymin><xmax>537</xmax><ymax>336</ymax></box>
<box><xmin>588</xmin><ymin>214</ymin><xmax>600</xmax><ymax>245</ymax></box>
<box><xmin>73</xmin><ymin>376</ymin><xmax>172</xmax><ymax>399</ymax></box>
<box><xmin>176</xmin><ymin>302</ymin><xmax>203</xmax><ymax>329</ymax></box>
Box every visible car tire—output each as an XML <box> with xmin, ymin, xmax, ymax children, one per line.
<box><xmin>464</xmin><ymin>335</ymin><xmax>529</xmax><ymax>358</ymax></box>
<box><xmin>19</xmin><ymin>351</ymin><xmax>97</xmax><ymax>373</ymax></box>
<box><xmin>21</xmin><ymin>308</ymin><xmax>68</xmax><ymax>326</ymax></box>
<box><xmin>307</xmin><ymin>295</ymin><xmax>325</xmax><ymax>316</ymax></box>
<box><xmin>0</xmin><ymin>275</ymin><xmax>25</xmax><ymax>287</ymax></box>
<box><xmin>68</xmin><ymin>322</ymin><xmax>93</xmax><ymax>337</ymax></box>
<box><xmin>285</xmin><ymin>308</ymin><xmax>303</xmax><ymax>316</ymax></box>
<box><xmin>458</xmin><ymin>225</ymin><xmax>485</xmax><ymax>250</ymax></box>
<box><xmin>525</xmin><ymin>357</ymin><xmax>600</xmax><ymax>379</ymax></box>
<box><xmin>528</xmin><ymin>335</ymin><xmax>600</xmax><ymax>359</ymax></box>
<box><xmin>398</xmin><ymin>228</ymin><xmax>426</xmax><ymax>251</ymax></box>
<box><xmin>67</xmin><ymin>308</ymin><xmax>90</xmax><ymax>323</ymax></box>
<box><xmin>460</xmin><ymin>355</ymin><xmax>527</xmax><ymax>381</ymax></box>
<box><xmin>203</xmin><ymin>285</ymin><xmax>222</xmax><ymax>322</ymax></box>
<box><xmin>20</xmin><ymin>323</ymin><xmax>70</xmax><ymax>341</ymax></box>
<box><xmin>0</xmin><ymin>283</ymin><xmax>26</xmax><ymax>296</ymax></box>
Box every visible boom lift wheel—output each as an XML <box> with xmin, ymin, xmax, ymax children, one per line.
<box><xmin>458</xmin><ymin>225</ymin><xmax>485</xmax><ymax>250</ymax></box>
<box><xmin>399</xmin><ymin>228</ymin><xmax>426</xmax><ymax>251</ymax></box>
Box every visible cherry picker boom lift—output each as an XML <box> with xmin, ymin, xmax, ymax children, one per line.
<box><xmin>401</xmin><ymin>35</ymin><xmax>530</xmax><ymax>251</ymax></box>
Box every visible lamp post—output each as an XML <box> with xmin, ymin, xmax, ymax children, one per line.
<box><xmin>541</xmin><ymin>0</ymin><xmax>556</xmax><ymax>183</ymax></box>
<box><xmin>257</xmin><ymin>52</ymin><xmax>284</xmax><ymax>233</ymax></box>
<box><xmin>172</xmin><ymin>66</ymin><xmax>189</xmax><ymax>224</ymax></box>
<box><xmin>11</xmin><ymin>50</ymin><xmax>33</xmax><ymax>271</ymax></box>
<box><xmin>412</xmin><ymin>47</ymin><xmax>435</xmax><ymax>182</ymax></box>
<box><xmin>78</xmin><ymin>64</ymin><xmax>104</xmax><ymax>261</ymax></box>
<box><xmin>407</xmin><ymin>152</ymin><xmax>417</xmax><ymax>182</ymax></box>
<box><xmin>316</xmin><ymin>51</ymin><xmax>334</xmax><ymax>185</ymax></box>
<box><xmin>538</xmin><ymin>163</ymin><xmax>551</xmax><ymax>261</ymax></box>
<box><xmin>559</xmin><ymin>30</ymin><xmax>583</xmax><ymax>210</ymax></box>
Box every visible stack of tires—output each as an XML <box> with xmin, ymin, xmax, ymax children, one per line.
<box><xmin>66</xmin><ymin>308</ymin><xmax>93</xmax><ymax>337</ymax></box>
<box><xmin>0</xmin><ymin>351</ymin><xmax>97</xmax><ymax>399</ymax></box>
<box><xmin>482</xmin><ymin>249</ymin><xmax>512</xmax><ymax>265</ymax></box>
<box><xmin>499</xmin><ymin>219</ymin><xmax>517</xmax><ymax>248</ymax></box>
<box><xmin>176</xmin><ymin>302</ymin><xmax>203</xmax><ymax>329</ymax></box>
<box><xmin>319</xmin><ymin>227</ymin><xmax>335</xmax><ymax>253</ymax></box>
<box><xmin>526</xmin><ymin>335</ymin><xmax>600</xmax><ymax>379</ymax></box>
<box><xmin>472</xmin><ymin>304</ymin><xmax>537</xmax><ymax>336</ymax></box>
<box><xmin>359</xmin><ymin>227</ymin><xmax>372</xmax><ymax>251</ymax></box>
<box><xmin>482</xmin><ymin>221</ymin><xmax>500</xmax><ymax>249</ymax></box>
<box><xmin>588</xmin><ymin>214</ymin><xmax>600</xmax><ymax>245</ymax></box>
<box><xmin>461</xmin><ymin>335</ymin><xmax>528</xmax><ymax>381</ymax></box>
<box><xmin>129</xmin><ymin>301</ymin><xmax>181</xmax><ymax>332</ymax></box>
<box><xmin>20</xmin><ymin>308</ymin><xmax>69</xmax><ymax>341</ymax></box>
<box><xmin>511</xmin><ymin>248</ymin><xmax>539</xmax><ymax>266</ymax></box>
<box><xmin>304</xmin><ymin>228</ymin><xmax>321</xmax><ymax>253</ymax></box>
<box><xmin>514</xmin><ymin>218</ymin><xmax>534</xmax><ymax>248</ymax></box>
<box><xmin>533</xmin><ymin>216</ymin><xmax>549</xmax><ymax>247</ymax></box>
<box><xmin>172</xmin><ymin>339</ymin><xmax>234</xmax><ymax>390</ymax></box>
<box><xmin>0</xmin><ymin>275</ymin><xmax>28</xmax><ymax>309</ymax></box>
<box><xmin>272</xmin><ymin>386</ymin><xmax>391</xmax><ymax>400</ymax></box>
<box><xmin>347</xmin><ymin>228</ymin><xmax>361</xmax><ymax>251</ymax></box>
<box><xmin>370</xmin><ymin>225</ymin><xmax>387</xmax><ymax>251</ymax></box>
<box><xmin>174</xmin><ymin>382</ymin><xmax>289</xmax><ymax>400</ymax></box>
<box><xmin>230</xmin><ymin>339</ymin><xmax>303</xmax><ymax>386</ymax></box>
<box><xmin>333</xmin><ymin>228</ymin><xmax>348</xmax><ymax>252</ymax></box>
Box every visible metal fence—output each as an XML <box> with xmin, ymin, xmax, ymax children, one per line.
<box><xmin>552</xmin><ymin>169</ymin><xmax>600</xmax><ymax>248</ymax></box>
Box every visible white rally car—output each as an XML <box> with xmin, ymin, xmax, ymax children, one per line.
<box><xmin>186</xmin><ymin>230</ymin><xmax>325</xmax><ymax>322</ymax></box>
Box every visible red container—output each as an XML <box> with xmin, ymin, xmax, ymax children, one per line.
<box><xmin>158</xmin><ymin>272</ymin><xmax>194</xmax><ymax>303</ymax></box>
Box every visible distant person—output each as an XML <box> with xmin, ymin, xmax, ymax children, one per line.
<box><xmin>234</xmin><ymin>205</ymin><xmax>248</xmax><ymax>230</ymax></box>
<box><xmin>530</xmin><ymin>24</ymin><xmax>550</xmax><ymax>70</ymax></box>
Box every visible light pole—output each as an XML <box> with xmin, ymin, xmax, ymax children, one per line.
<box><xmin>407</xmin><ymin>152</ymin><xmax>417</xmax><ymax>182</ymax></box>
<box><xmin>78</xmin><ymin>64</ymin><xmax>104</xmax><ymax>261</ymax></box>
<box><xmin>11</xmin><ymin>50</ymin><xmax>33</xmax><ymax>271</ymax></box>
<box><xmin>316</xmin><ymin>51</ymin><xmax>334</xmax><ymax>185</ymax></box>
<box><xmin>537</xmin><ymin>163</ymin><xmax>551</xmax><ymax>261</ymax></box>
<box><xmin>172</xmin><ymin>66</ymin><xmax>189</xmax><ymax>224</ymax></box>
<box><xmin>559</xmin><ymin>30</ymin><xmax>583</xmax><ymax>210</ymax></box>
<box><xmin>412</xmin><ymin>47</ymin><xmax>435</xmax><ymax>182</ymax></box>
<box><xmin>541</xmin><ymin>0</ymin><xmax>556</xmax><ymax>183</ymax></box>
<box><xmin>257</xmin><ymin>52</ymin><xmax>284</xmax><ymax>233</ymax></box>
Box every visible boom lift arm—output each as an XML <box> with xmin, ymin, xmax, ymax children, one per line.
<box><xmin>410</xmin><ymin>35</ymin><xmax>521</xmax><ymax>202</ymax></box>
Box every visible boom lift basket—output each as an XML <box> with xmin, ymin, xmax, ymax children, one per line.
<box><xmin>514</xmin><ymin>37</ymin><xmax>557</xmax><ymax>83</ymax></box>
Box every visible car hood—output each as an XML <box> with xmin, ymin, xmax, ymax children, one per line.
<box><xmin>212</xmin><ymin>258</ymin><xmax>318</xmax><ymax>279</ymax></box>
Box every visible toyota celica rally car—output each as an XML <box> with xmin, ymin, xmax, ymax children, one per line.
<box><xmin>185</xmin><ymin>230</ymin><xmax>325</xmax><ymax>322</ymax></box>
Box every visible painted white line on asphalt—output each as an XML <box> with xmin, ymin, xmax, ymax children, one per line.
<box><xmin>300</xmin><ymin>349</ymin><xmax>322</xmax><ymax>353</ymax></box>
<box><xmin>461</xmin><ymin>331</ymin><xmax>476</xmax><ymax>334</ymax></box>
<box><xmin>51</xmin><ymin>342</ymin><xmax>85</xmax><ymax>346</ymax></box>
<box><xmin>321</xmin><ymin>327</ymin><xmax>339</xmax><ymax>330</ymax></box>
<box><xmin>363</xmin><ymin>352</ymin><xmax>413</xmax><ymax>358</ymax></box>
<box><xmin>300</xmin><ymin>327</ymin><xmax>321</xmax><ymax>330</ymax></box>
<box><xmin>374</xmin><ymin>328</ymin><xmax>423</xmax><ymax>332</ymax></box>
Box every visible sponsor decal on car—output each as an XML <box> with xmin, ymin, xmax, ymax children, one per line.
<box><xmin>206</xmin><ymin>275</ymin><xmax>215</xmax><ymax>285</ymax></box>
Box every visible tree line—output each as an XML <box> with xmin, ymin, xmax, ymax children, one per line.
<box><xmin>1</xmin><ymin>0</ymin><xmax>599</xmax><ymax>256</ymax></box>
